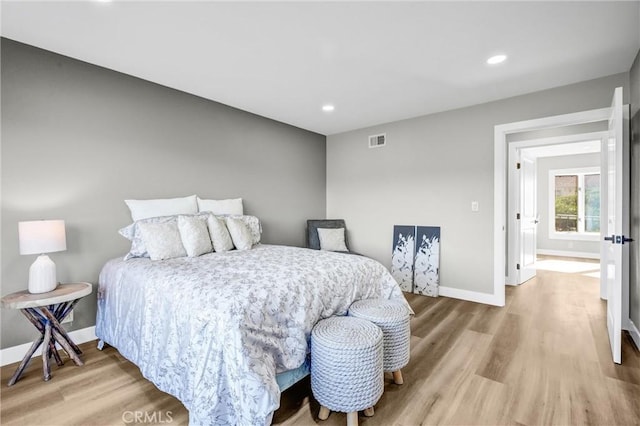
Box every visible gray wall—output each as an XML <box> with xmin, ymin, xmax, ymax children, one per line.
<box><xmin>630</xmin><ymin>48</ymin><xmax>640</xmax><ymax>332</ymax></box>
<box><xmin>1</xmin><ymin>39</ymin><xmax>326</xmax><ymax>349</ymax></box>
<box><xmin>535</xmin><ymin>153</ymin><xmax>601</xmax><ymax>256</ymax></box>
<box><xmin>327</xmin><ymin>73</ymin><xmax>629</xmax><ymax>296</ymax></box>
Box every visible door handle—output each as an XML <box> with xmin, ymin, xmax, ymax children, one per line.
<box><xmin>604</xmin><ymin>235</ymin><xmax>635</xmax><ymax>244</ymax></box>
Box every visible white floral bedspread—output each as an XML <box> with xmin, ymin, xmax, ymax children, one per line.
<box><xmin>96</xmin><ymin>244</ymin><xmax>410</xmax><ymax>425</ymax></box>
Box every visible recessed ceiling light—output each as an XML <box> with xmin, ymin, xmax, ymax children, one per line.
<box><xmin>487</xmin><ymin>54</ymin><xmax>507</xmax><ymax>65</ymax></box>
<box><xmin>322</xmin><ymin>104</ymin><xmax>335</xmax><ymax>112</ymax></box>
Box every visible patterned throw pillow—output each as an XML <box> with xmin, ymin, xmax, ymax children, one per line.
<box><xmin>207</xmin><ymin>215</ymin><xmax>235</xmax><ymax>252</ymax></box>
<box><xmin>317</xmin><ymin>228</ymin><xmax>348</xmax><ymax>252</ymax></box>
<box><xmin>119</xmin><ymin>213</ymin><xmax>261</xmax><ymax>259</ymax></box>
<box><xmin>177</xmin><ymin>215</ymin><xmax>213</xmax><ymax>257</ymax></box>
<box><xmin>138</xmin><ymin>221</ymin><xmax>187</xmax><ymax>261</ymax></box>
<box><xmin>226</xmin><ymin>217</ymin><xmax>253</xmax><ymax>251</ymax></box>
<box><xmin>119</xmin><ymin>215</ymin><xmax>176</xmax><ymax>259</ymax></box>
<box><xmin>119</xmin><ymin>212</ymin><xmax>211</xmax><ymax>260</ymax></box>
<box><xmin>216</xmin><ymin>215</ymin><xmax>262</xmax><ymax>245</ymax></box>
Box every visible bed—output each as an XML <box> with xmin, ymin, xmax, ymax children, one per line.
<box><xmin>96</xmin><ymin>243</ymin><xmax>410</xmax><ymax>425</ymax></box>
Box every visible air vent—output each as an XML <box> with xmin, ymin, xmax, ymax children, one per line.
<box><xmin>368</xmin><ymin>133</ymin><xmax>386</xmax><ymax>148</ymax></box>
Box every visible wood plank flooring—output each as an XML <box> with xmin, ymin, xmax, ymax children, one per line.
<box><xmin>1</xmin><ymin>256</ymin><xmax>639</xmax><ymax>425</ymax></box>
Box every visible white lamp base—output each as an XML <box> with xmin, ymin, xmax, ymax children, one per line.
<box><xmin>28</xmin><ymin>255</ymin><xmax>58</xmax><ymax>294</ymax></box>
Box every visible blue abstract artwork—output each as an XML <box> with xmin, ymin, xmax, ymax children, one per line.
<box><xmin>391</xmin><ymin>225</ymin><xmax>440</xmax><ymax>297</ymax></box>
<box><xmin>390</xmin><ymin>225</ymin><xmax>416</xmax><ymax>292</ymax></box>
<box><xmin>414</xmin><ymin>226</ymin><xmax>440</xmax><ymax>297</ymax></box>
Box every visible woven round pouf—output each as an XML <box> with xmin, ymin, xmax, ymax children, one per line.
<box><xmin>311</xmin><ymin>316</ymin><xmax>384</xmax><ymax>426</ymax></box>
<box><xmin>348</xmin><ymin>298</ymin><xmax>411</xmax><ymax>385</ymax></box>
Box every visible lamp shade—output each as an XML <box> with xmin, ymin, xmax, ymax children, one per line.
<box><xmin>18</xmin><ymin>220</ymin><xmax>67</xmax><ymax>255</ymax></box>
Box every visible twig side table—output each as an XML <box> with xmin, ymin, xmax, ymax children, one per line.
<box><xmin>1</xmin><ymin>282</ymin><xmax>92</xmax><ymax>386</ymax></box>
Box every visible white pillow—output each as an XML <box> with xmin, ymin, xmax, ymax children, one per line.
<box><xmin>317</xmin><ymin>228</ymin><xmax>348</xmax><ymax>252</ymax></box>
<box><xmin>119</xmin><ymin>215</ymin><xmax>176</xmax><ymax>259</ymax></box>
<box><xmin>177</xmin><ymin>215</ymin><xmax>212</xmax><ymax>257</ymax></box>
<box><xmin>207</xmin><ymin>215</ymin><xmax>234</xmax><ymax>252</ymax></box>
<box><xmin>197</xmin><ymin>197</ymin><xmax>243</xmax><ymax>215</ymax></box>
<box><xmin>225</xmin><ymin>215</ymin><xmax>261</xmax><ymax>245</ymax></box>
<box><xmin>226</xmin><ymin>217</ymin><xmax>253</xmax><ymax>251</ymax></box>
<box><xmin>119</xmin><ymin>212</ymin><xmax>209</xmax><ymax>260</ymax></box>
<box><xmin>138</xmin><ymin>221</ymin><xmax>187</xmax><ymax>261</ymax></box>
<box><xmin>125</xmin><ymin>195</ymin><xmax>198</xmax><ymax>222</ymax></box>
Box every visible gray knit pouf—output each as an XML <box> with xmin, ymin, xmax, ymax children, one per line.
<box><xmin>348</xmin><ymin>298</ymin><xmax>411</xmax><ymax>385</ymax></box>
<box><xmin>311</xmin><ymin>316</ymin><xmax>384</xmax><ymax>425</ymax></box>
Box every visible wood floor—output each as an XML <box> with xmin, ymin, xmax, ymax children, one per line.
<box><xmin>2</xmin><ymin>257</ymin><xmax>639</xmax><ymax>425</ymax></box>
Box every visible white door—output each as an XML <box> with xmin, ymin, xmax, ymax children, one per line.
<box><xmin>603</xmin><ymin>86</ymin><xmax>629</xmax><ymax>365</ymax></box>
<box><xmin>518</xmin><ymin>153</ymin><xmax>537</xmax><ymax>283</ymax></box>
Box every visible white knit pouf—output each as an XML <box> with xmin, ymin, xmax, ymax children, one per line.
<box><xmin>348</xmin><ymin>298</ymin><xmax>411</xmax><ymax>385</ymax></box>
<box><xmin>311</xmin><ymin>316</ymin><xmax>384</xmax><ymax>426</ymax></box>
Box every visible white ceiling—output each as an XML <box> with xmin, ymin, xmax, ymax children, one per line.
<box><xmin>2</xmin><ymin>1</ymin><xmax>639</xmax><ymax>135</ymax></box>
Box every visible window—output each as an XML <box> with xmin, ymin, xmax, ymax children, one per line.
<box><xmin>549</xmin><ymin>167</ymin><xmax>600</xmax><ymax>240</ymax></box>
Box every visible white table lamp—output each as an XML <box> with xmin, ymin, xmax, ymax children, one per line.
<box><xmin>18</xmin><ymin>220</ymin><xmax>67</xmax><ymax>294</ymax></box>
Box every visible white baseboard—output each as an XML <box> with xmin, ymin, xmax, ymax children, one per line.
<box><xmin>537</xmin><ymin>249</ymin><xmax>599</xmax><ymax>260</ymax></box>
<box><xmin>0</xmin><ymin>326</ymin><xmax>97</xmax><ymax>367</ymax></box>
<box><xmin>438</xmin><ymin>286</ymin><xmax>502</xmax><ymax>306</ymax></box>
<box><xmin>626</xmin><ymin>319</ymin><xmax>640</xmax><ymax>352</ymax></box>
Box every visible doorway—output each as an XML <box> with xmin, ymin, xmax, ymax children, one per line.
<box><xmin>507</xmin><ymin>132</ymin><xmax>605</xmax><ymax>289</ymax></box>
<box><xmin>493</xmin><ymin>87</ymin><xmax>630</xmax><ymax>364</ymax></box>
<box><xmin>491</xmin><ymin>106</ymin><xmax>612</xmax><ymax>308</ymax></box>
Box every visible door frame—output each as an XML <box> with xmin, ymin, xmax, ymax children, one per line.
<box><xmin>493</xmin><ymin>107</ymin><xmax>610</xmax><ymax>307</ymax></box>
<box><xmin>506</xmin><ymin>131</ymin><xmax>608</xmax><ymax>287</ymax></box>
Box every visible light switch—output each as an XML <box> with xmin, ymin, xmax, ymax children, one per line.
<box><xmin>471</xmin><ymin>201</ymin><xmax>479</xmax><ymax>212</ymax></box>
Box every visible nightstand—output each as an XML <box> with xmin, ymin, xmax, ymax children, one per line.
<box><xmin>0</xmin><ymin>282</ymin><xmax>92</xmax><ymax>386</ymax></box>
